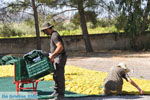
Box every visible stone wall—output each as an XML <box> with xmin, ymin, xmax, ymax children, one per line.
<box><xmin>0</xmin><ymin>33</ymin><xmax>149</xmax><ymax>55</ymax></box>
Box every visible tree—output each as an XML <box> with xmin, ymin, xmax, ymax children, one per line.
<box><xmin>77</xmin><ymin>0</ymin><xmax>93</xmax><ymax>52</ymax></box>
<box><xmin>31</xmin><ymin>0</ymin><xmax>41</xmax><ymax>50</ymax></box>
<box><xmin>1</xmin><ymin>0</ymin><xmax>41</xmax><ymax>49</ymax></box>
<box><xmin>115</xmin><ymin>0</ymin><xmax>150</xmax><ymax>50</ymax></box>
<box><xmin>38</xmin><ymin>0</ymin><xmax>100</xmax><ymax>52</ymax></box>
<box><xmin>71</xmin><ymin>11</ymin><xmax>98</xmax><ymax>28</ymax></box>
<box><xmin>38</xmin><ymin>0</ymin><xmax>115</xmax><ymax>52</ymax></box>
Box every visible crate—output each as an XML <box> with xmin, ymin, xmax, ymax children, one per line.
<box><xmin>0</xmin><ymin>55</ymin><xmax>18</xmax><ymax>65</ymax></box>
<box><xmin>14</xmin><ymin>50</ymin><xmax>54</xmax><ymax>81</ymax></box>
<box><xmin>23</xmin><ymin>50</ymin><xmax>44</xmax><ymax>64</ymax></box>
<box><xmin>25</xmin><ymin>57</ymin><xmax>54</xmax><ymax>79</ymax></box>
<box><xmin>15</xmin><ymin>57</ymin><xmax>54</xmax><ymax>81</ymax></box>
<box><xmin>15</xmin><ymin>58</ymin><xmax>28</xmax><ymax>81</ymax></box>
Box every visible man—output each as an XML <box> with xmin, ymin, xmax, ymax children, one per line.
<box><xmin>41</xmin><ymin>22</ymin><xmax>67</xmax><ymax>99</ymax></box>
<box><xmin>104</xmin><ymin>63</ymin><xmax>144</xmax><ymax>95</ymax></box>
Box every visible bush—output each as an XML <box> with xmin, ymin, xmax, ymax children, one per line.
<box><xmin>0</xmin><ymin>24</ymin><xmax>24</xmax><ymax>37</ymax></box>
<box><xmin>87</xmin><ymin>22</ymin><xmax>95</xmax><ymax>29</ymax></box>
<box><xmin>60</xmin><ymin>29</ymin><xmax>81</xmax><ymax>36</ymax></box>
<box><xmin>0</xmin><ymin>22</ymin><xmax>36</xmax><ymax>37</ymax></box>
<box><xmin>97</xmin><ymin>18</ymin><xmax>116</xmax><ymax>27</ymax></box>
<box><xmin>63</xmin><ymin>22</ymin><xmax>78</xmax><ymax>31</ymax></box>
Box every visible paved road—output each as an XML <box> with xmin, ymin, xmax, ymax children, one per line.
<box><xmin>49</xmin><ymin>95</ymin><xmax>150</xmax><ymax>100</ymax></box>
<box><xmin>65</xmin><ymin>95</ymin><xmax>150</xmax><ymax>100</ymax></box>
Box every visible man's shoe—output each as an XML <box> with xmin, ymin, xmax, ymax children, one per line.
<box><xmin>49</xmin><ymin>91</ymin><xmax>59</xmax><ymax>97</ymax></box>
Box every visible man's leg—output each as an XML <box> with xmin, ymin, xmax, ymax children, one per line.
<box><xmin>104</xmin><ymin>88</ymin><xmax>111</xmax><ymax>95</ymax></box>
<box><xmin>116</xmin><ymin>85</ymin><xmax>122</xmax><ymax>95</ymax></box>
<box><xmin>53</xmin><ymin>63</ymin><xmax>65</xmax><ymax>95</ymax></box>
<box><xmin>52</xmin><ymin>56</ymin><xmax>67</xmax><ymax>98</ymax></box>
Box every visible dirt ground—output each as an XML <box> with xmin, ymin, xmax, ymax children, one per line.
<box><xmin>66</xmin><ymin>50</ymin><xmax>150</xmax><ymax>80</ymax></box>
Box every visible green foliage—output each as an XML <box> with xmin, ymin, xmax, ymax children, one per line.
<box><xmin>24</xmin><ymin>18</ymin><xmax>34</xmax><ymax>28</ymax></box>
<box><xmin>115</xmin><ymin>0</ymin><xmax>150</xmax><ymax>50</ymax></box>
<box><xmin>0</xmin><ymin>24</ymin><xmax>24</xmax><ymax>37</ymax></box>
<box><xmin>87</xmin><ymin>22</ymin><xmax>95</xmax><ymax>29</ymax></box>
<box><xmin>115</xmin><ymin>14</ymin><xmax>127</xmax><ymax>30</ymax></box>
<box><xmin>71</xmin><ymin>13</ymin><xmax>80</xmax><ymax>26</ymax></box>
<box><xmin>13</xmin><ymin>22</ymin><xmax>35</xmax><ymax>37</ymax></box>
<box><xmin>97</xmin><ymin>18</ymin><xmax>117</xmax><ymax>27</ymax></box>
<box><xmin>0</xmin><ymin>22</ymin><xmax>35</xmax><ymax>38</ymax></box>
<box><xmin>37</xmin><ymin>0</ymin><xmax>55</xmax><ymax>5</ymax></box>
<box><xmin>63</xmin><ymin>22</ymin><xmax>78</xmax><ymax>30</ymax></box>
<box><xmin>38</xmin><ymin>0</ymin><xmax>96</xmax><ymax>9</ymax></box>
<box><xmin>0</xmin><ymin>21</ymin><xmax>119</xmax><ymax>38</ymax></box>
<box><xmin>87</xmin><ymin>26</ymin><xmax>119</xmax><ymax>34</ymax></box>
<box><xmin>59</xmin><ymin>26</ymin><xmax>119</xmax><ymax>36</ymax></box>
<box><xmin>115</xmin><ymin>0</ymin><xmax>150</xmax><ymax>37</ymax></box>
<box><xmin>60</xmin><ymin>29</ymin><xmax>81</xmax><ymax>36</ymax></box>
<box><xmin>71</xmin><ymin>11</ymin><xmax>98</xmax><ymax>28</ymax></box>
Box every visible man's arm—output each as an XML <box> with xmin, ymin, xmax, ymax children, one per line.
<box><xmin>127</xmin><ymin>77</ymin><xmax>144</xmax><ymax>94</ymax></box>
<box><xmin>49</xmin><ymin>42</ymin><xmax>63</xmax><ymax>62</ymax></box>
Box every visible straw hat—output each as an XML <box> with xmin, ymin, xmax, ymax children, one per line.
<box><xmin>117</xmin><ymin>62</ymin><xmax>130</xmax><ymax>73</ymax></box>
<box><xmin>41</xmin><ymin>22</ymin><xmax>54</xmax><ymax>31</ymax></box>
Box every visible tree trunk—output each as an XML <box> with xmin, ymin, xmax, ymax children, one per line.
<box><xmin>77</xmin><ymin>0</ymin><xmax>93</xmax><ymax>52</ymax></box>
<box><xmin>141</xmin><ymin>0</ymin><xmax>150</xmax><ymax>32</ymax></box>
<box><xmin>31</xmin><ymin>0</ymin><xmax>41</xmax><ymax>50</ymax></box>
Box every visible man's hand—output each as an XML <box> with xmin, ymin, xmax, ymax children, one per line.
<box><xmin>49</xmin><ymin>54</ymin><xmax>54</xmax><ymax>63</ymax></box>
<box><xmin>139</xmin><ymin>89</ymin><xmax>144</xmax><ymax>94</ymax></box>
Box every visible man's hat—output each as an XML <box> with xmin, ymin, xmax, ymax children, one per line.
<box><xmin>117</xmin><ymin>62</ymin><xmax>130</xmax><ymax>73</ymax></box>
<box><xmin>41</xmin><ymin>22</ymin><xmax>54</xmax><ymax>31</ymax></box>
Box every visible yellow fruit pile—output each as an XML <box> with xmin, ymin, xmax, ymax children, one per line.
<box><xmin>0</xmin><ymin>65</ymin><xmax>150</xmax><ymax>95</ymax></box>
<box><xmin>0</xmin><ymin>65</ymin><xmax>14</xmax><ymax>77</ymax></box>
<box><xmin>44</xmin><ymin>65</ymin><xmax>150</xmax><ymax>95</ymax></box>
<box><xmin>64</xmin><ymin>65</ymin><xmax>106</xmax><ymax>94</ymax></box>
